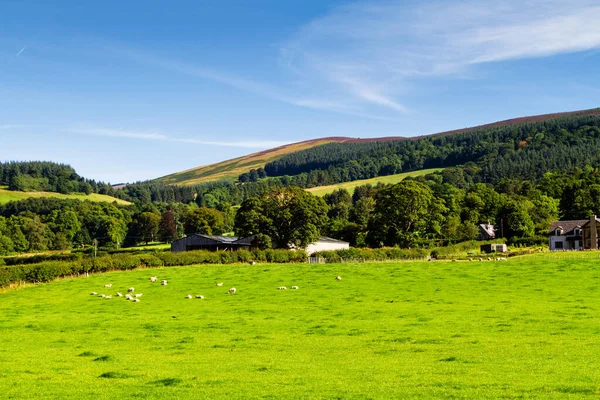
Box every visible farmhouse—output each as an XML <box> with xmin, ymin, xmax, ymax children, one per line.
<box><xmin>478</xmin><ymin>222</ymin><xmax>495</xmax><ymax>240</ymax></box>
<box><xmin>548</xmin><ymin>215</ymin><xmax>600</xmax><ymax>250</ymax></box>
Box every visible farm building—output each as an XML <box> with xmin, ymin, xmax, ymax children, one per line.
<box><xmin>171</xmin><ymin>234</ymin><xmax>349</xmax><ymax>255</ymax></box>
<box><xmin>171</xmin><ymin>234</ymin><xmax>256</xmax><ymax>253</ymax></box>
<box><xmin>548</xmin><ymin>215</ymin><xmax>600</xmax><ymax>250</ymax></box>
<box><xmin>480</xmin><ymin>243</ymin><xmax>507</xmax><ymax>254</ymax></box>
<box><xmin>305</xmin><ymin>236</ymin><xmax>350</xmax><ymax>255</ymax></box>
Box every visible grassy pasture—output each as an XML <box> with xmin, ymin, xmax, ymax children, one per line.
<box><xmin>306</xmin><ymin>168</ymin><xmax>443</xmax><ymax>196</ymax></box>
<box><xmin>1</xmin><ymin>258</ymin><xmax>599</xmax><ymax>398</ymax></box>
<box><xmin>0</xmin><ymin>186</ymin><xmax>130</xmax><ymax>205</ymax></box>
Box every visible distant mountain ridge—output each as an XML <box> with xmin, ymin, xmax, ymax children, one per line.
<box><xmin>156</xmin><ymin>107</ymin><xmax>600</xmax><ymax>186</ymax></box>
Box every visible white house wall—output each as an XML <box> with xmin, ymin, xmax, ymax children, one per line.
<box><xmin>549</xmin><ymin>236</ymin><xmax>581</xmax><ymax>250</ymax></box>
<box><xmin>306</xmin><ymin>241</ymin><xmax>349</xmax><ymax>255</ymax></box>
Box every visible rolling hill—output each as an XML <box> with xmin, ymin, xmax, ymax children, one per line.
<box><xmin>158</xmin><ymin>138</ymin><xmax>355</xmax><ymax>186</ymax></box>
<box><xmin>156</xmin><ymin>108</ymin><xmax>600</xmax><ymax>186</ymax></box>
<box><xmin>0</xmin><ymin>186</ymin><xmax>130</xmax><ymax>205</ymax></box>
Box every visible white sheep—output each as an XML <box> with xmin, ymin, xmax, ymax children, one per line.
<box><xmin>125</xmin><ymin>294</ymin><xmax>133</xmax><ymax>300</ymax></box>
<box><xmin>335</xmin><ymin>276</ymin><xmax>342</xmax><ymax>281</ymax></box>
<box><xmin>105</xmin><ymin>295</ymin><xmax>112</xmax><ymax>299</ymax></box>
<box><xmin>161</xmin><ymin>280</ymin><xmax>168</xmax><ymax>286</ymax></box>
<box><xmin>133</xmin><ymin>298</ymin><xmax>140</xmax><ymax>303</ymax></box>
<box><xmin>104</xmin><ymin>284</ymin><xmax>112</xmax><ymax>288</ymax></box>
<box><xmin>291</xmin><ymin>286</ymin><xmax>299</xmax><ymax>290</ymax></box>
<box><xmin>116</xmin><ymin>292</ymin><xmax>123</xmax><ymax>297</ymax></box>
<box><xmin>90</xmin><ymin>292</ymin><xmax>97</xmax><ymax>296</ymax></box>
<box><xmin>228</xmin><ymin>288</ymin><xmax>237</xmax><ymax>295</ymax></box>
<box><xmin>128</xmin><ymin>287</ymin><xmax>135</xmax><ymax>292</ymax></box>
<box><xmin>216</xmin><ymin>283</ymin><xmax>224</xmax><ymax>287</ymax></box>
<box><xmin>135</xmin><ymin>293</ymin><xmax>143</xmax><ymax>298</ymax></box>
<box><xmin>196</xmin><ymin>295</ymin><xmax>205</xmax><ymax>299</ymax></box>
<box><xmin>98</xmin><ymin>294</ymin><xmax>105</xmax><ymax>298</ymax></box>
<box><xmin>150</xmin><ymin>276</ymin><xmax>158</xmax><ymax>282</ymax></box>
<box><xmin>278</xmin><ymin>286</ymin><xmax>287</xmax><ymax>290</ymax></box>
<box><xmin>186</xmin><ymin>294</ymin><xmax>192</xmax><ymax>299</ymax></box>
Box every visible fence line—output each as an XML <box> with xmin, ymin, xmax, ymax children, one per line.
<box><xmin>308</xmin><ymin>257</ymin><xmax>430</xmax><ymax>264</ymax></box>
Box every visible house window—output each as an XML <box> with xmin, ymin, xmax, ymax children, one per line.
<box><xmin>555</xmin><ymin>241</ymin><xmax>564</xmax><ymax>249</ymax></box>
<box><xmin>555</xmin><ymin>228</ymin><xmax>563</xmax><ymax>236</ymax></box>
<box><xmin>574</xmin><ymin>228</ymin><xmax>582</xmax><ymax>236</ymax></box>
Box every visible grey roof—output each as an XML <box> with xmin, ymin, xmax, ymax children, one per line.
<box><xmin>202</xmin><ymin>235</ymin><xmax>238</xmax><ymax>243</ymax></box>
<box><xmin>317</xmin><ymin>236</ymin><xmax>350</xmax><ymax>245</ymax></box>
<box><xmin>180</xmin><ymin>234</ymin><xmax>238</xmax><ymax>243</ymax></box>
<box><xmin>479</xmin><ymin>224</ymin><xmax>495</xmax><ymax>237</ymax></box>
<box><xmin>548</xmin><ymin>220</ymin><xmax>588</xmax><ymax>235</ymax></box>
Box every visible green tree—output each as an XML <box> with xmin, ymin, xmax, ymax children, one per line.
<box><xmin>350</xmin><ymin>196</ymin><xmax>376</xmax><ymax>228</ymax></box>
<box><xmin>501</xmin><ymin>199</ymin><xmax>535</xmax><ymax>238</ymax></box>
<box><xmin>47</xmin><ymin>208</ymin><xmax>81</xmax><ymax>243</ymax></box>
<box><xmin>366</xmin><ymin>180</ymin><xmax>434</xmax><ymax>247</ymax></box>
<box><xmin>136</xmin><ymin>212</ymin><xmax>161</xmax><ymax>244</ymax></box>
<box><xmin>235</xmin><ymin>187</ymin><xmax>329</xmax><ymax>249</ymax></box>
<box><xmin>21</xmin><ymin>215</ymin><xmax>51</xmax><ymax>252</ymax></box>
<box><xmin>184</xmin><ymin>208</ymin><xmax>226</xmax><ymax>235</ymax></box>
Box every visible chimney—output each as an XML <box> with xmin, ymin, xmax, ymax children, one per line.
<box><xmin>591</xmin><ymin>215</ymin><xmax>598</xmax><ymax>250</ymax></box>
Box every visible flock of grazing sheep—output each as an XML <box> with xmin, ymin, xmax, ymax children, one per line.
<box><xmin>89</xmin><ymin>274</ymin><xmax>343</xmax><ymax>302</ymax></box>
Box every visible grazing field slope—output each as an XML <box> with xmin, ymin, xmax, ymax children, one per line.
<box><xmin>306</xmin><ymin>168</ymin><xmax>443</xmax><ymax>196</ymax></box>
<box><xmin>157</xmin><ymin>138</ymin><xmax>356</xmax><ymax>186</ymax></box>
<box><xmin>0</xmin><ymin>186</ymin><xmax>130</xmax><ymax>205</ymax></box>
<box><xmin>1</xmin><ymin>259</ymin><xmax>599</xmax><ymax>398</ymax></box>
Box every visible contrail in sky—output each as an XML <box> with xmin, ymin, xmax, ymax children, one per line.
<box><xmin>7</xmin><ymin>46</ymin><xmax>26</xmax><ymax>65</ymax></box>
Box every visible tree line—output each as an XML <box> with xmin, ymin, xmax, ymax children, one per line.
<box><xmin>0</xmin><ymin>197</ymin><xmax>235</xmax><ymax>256</ymax></box>
<box><xmin>0</xmin><ymin>161</ymin><xmax>115</xmax><ymax>195</ymax></box>
<box><xmin>3</xmin><ymin>163</ymin><xmax>600</xmax><ymax>256</ymax></box>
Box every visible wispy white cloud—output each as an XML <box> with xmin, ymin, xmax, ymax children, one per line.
<box><xmin>7</xmin><ymin>46</ymin><xmax>26</xmax><ymax>65</ymax></box>
<box><xmin>15</xmin><ymin>47</ymin><xmax>26</xmax><ymax>57</ymax></box>
<box><xmin>109</xmin><ymin>46</ymin><xmax>394</xmax><ymax>121</ymax></box>
<box><xmin>0</xmin><ymin>124</ymin><xmax>30</xmax><ymax>130</ymax></box>
<box><xmin>68</xmin><ymin>127</ymin><xmax>289</xmax><ymax>149</ymax></box>
<box><xmin>281</xmin><ymin>0</ymin><xmax>600</xmax><ymax>112</ymax></box>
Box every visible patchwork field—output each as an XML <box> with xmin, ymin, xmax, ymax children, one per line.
<box><xmin>0</xmin><ymin>187</ymin><xmax>130</xmax><ymax>205</ymax></box>
<box><xmin>306</xmin><ymin>168</ymin><xmax>443</xmax><ymax>196</ymax></box>
<box><xmin>1</xmin><ymin>258</ymin><xmax>599</xmax><ymax>398</ymax></box>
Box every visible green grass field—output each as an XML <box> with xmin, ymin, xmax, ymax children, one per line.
<box><xmin>1</xmin><ymin>258</ymin><xmax>599</xmax><ymax>398</ymax></box>
<box><xmin>0</xmin><ymin>186</ymin><xmax>130</xmax><ymax>205</ymax></box>
<box><xmin>306</xmin><ymin>168</ymin><xmax>443</xmax><ymax>196</ymax></box>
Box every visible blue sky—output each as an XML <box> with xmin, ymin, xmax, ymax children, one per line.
<box><xmin>1</xmin><ymin>0</ymin><xmax>600</xmax><ymax>183</ymax></box>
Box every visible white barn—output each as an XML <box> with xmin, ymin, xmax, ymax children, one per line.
<box><xmin>305</xmin><ymin>236</ymin><xmax>350</xmax><ymax>255</ymax></box>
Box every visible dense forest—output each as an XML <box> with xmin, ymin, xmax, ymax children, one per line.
<box><xmin>0</xmin><ymin>161</ymin><xmax>114</xmax><ymax>195</ymax></box>
<box><xmin>263</xmin><ymin>113</ymin><xmax>600</xmax><ymax>185</ymax></box>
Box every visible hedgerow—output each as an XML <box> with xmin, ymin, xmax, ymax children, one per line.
<box><xmin>0</xmin><ymin>249</ymin><xmax>308</xmax><ymax>287</ymax></box>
